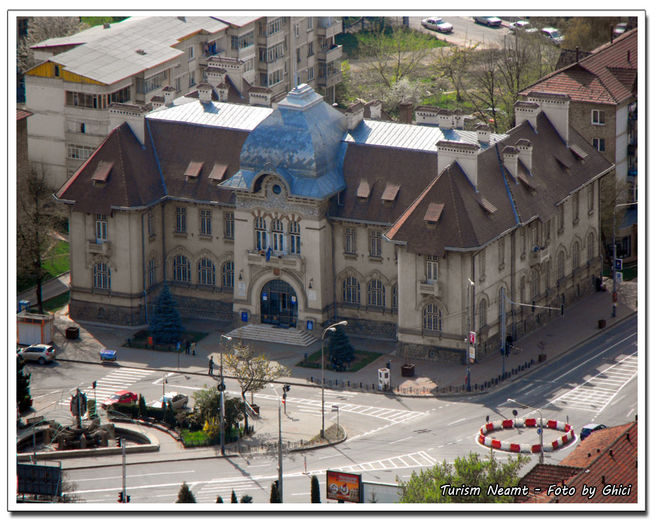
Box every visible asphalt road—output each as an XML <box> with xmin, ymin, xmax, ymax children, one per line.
<box><xmin>25</xmin><ymin>315</ymin><xmax>637</xmax><ymax>504</ymax></box>
<box><xmin>410</xmin><ymin>16</ymin><xmax>513</xmax><ymax>48</ymax></box>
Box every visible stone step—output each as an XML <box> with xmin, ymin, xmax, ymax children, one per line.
<box><xmin>226</xmin><ymin>324</ymin><xmax>317</xmax><ymax>347</ymax></box>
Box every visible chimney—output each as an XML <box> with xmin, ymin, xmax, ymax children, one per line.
<box><xmin>515</xmin><ymin>139</ymin><xmax>533</xmax><ymax>172</ymax></box>
<box><xmin>197</xmin><ymin>82</ymin><xmax>213</xmax><ymax>103</ymax></box>
<box><xmin>205</xmin><ymin>64</ymin><xmax>227</xmax><ymax>89</ymax></box>
<box><xmin>502</xmin><ymin>145</ymin><xmax>519</xmax><ymax>179</ymax></box>
<box><xmin>367</xmin><ymin>99</ymin><xmax>382</xmax><ymax>120</ymax></box>
<box><xmin>215</xmin><ymin>83</ymin><xmax>229</xmax><ymax>102</ymax></box>
<box><xmin>150</xmin><ymin>95</ymin><xmax>165</xmax><ymax>110</ymax></box>
<box><xmin>399</xmin><ymin>102</ymin><xmax>413</xmax><ymax>124</ymax></box>
<box><xmin>248</xmin><ymin>87</ymin><xmax>272</xmax><ymax>107</ymax></box>
<box><xmin>514</xmin><ymin>100</ymin><xmax>540</xmax><ymax>130</ymax></box>
<box><xmin>452</xmin><ymin>109</ymin><xmax>465</xmax><ymax>129</ymax></box>
<box><xmin>437</xmin><ymin>140</ymin><xmax>480</xmax><ymax>188</ymax></box>
<box><xmin>415</xmin><ymin>106</ymin><xmax>440</xmax><ymax>126</ymax></box>
<box><xmin>527</xmin><ymin>91</ymin><xmax>571</xmax><ymax>145</ymax></box>
<box><xmin>345</xmin><ymin>101</ymin><xmax>364</xmax><ymax>130</ymax></box>
<box><xmin>476</xmin><ymin>123</ymin><xmax>491</xmax><ymax>144</ymax></box>
<box><xmin>162</xmin><ymin>86</ymin><xmax>176</xmax><ymax>106</ymax></box>
<box><xmin>108</xmin><ymin>103</ymin><xmax>150</xmax><ymax>146</ymax></box>
<box><xmin>438</xmin><ymin>109</ymin><xmax>455</xmax><ymax>129</ymax></box>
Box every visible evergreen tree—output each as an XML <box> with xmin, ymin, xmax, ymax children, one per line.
<box><xmin>148</xmin><ymin>285</ymin><xmax>184</xmax><ymax>345</ymax></box>
<box><xmin>216</xmin><ymin>495</ymin><xmax>223</xmax><ymax>503</ymax></box>
<box><xmin>176</xmin><ymin>482</ymin><xmax>196</xmax><ymax>503</ymax></box>
<box><xmin>231</xmin><ymin>490</ymin><xmax>238</xmax><ymax>503</ymax></box>
<box><xmin>270</xmin><ymin>481</ymin><xmax>281</xmax><ymax>503</ymax></box>
<box><xmin>240</xmin><ymin>495</ymin><xmax>253</xmax><ymax>503</ymax></box>
<box><xmin>164</xmin><ymin>400</ymin><xmax>176</xmax><ymax>427</ymax></box>
<box><xmin>138</xmin><ymin>394</ymin><xmax>147</xmax><ymax>418</ymax></box>
<box><xmin>327</xmin><ymin>325</ymin><xmax>355</xmax><ymax>371</ymax></box>
<box><xmin>311</xmin><ymin>475</ymin><xmax>321</xmax><ymax>503</ymax></box>
<box><xmin>17</xmin><ymin>355</ymin><xmax>32</xmax><ymax>414</ymax></box>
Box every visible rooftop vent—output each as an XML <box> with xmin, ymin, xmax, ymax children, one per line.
<box><xmin>91</xmin><ymin>161</ymin><xmax>114</xmax><ymax>183</ymax></box>
<box><xmin>184</xmin><ymin>161</ymin><xmax>203</xmax><ymax>180</ymax></box>
<box><xmin>208</xmin><ymin>162</ymin><xmax>228</xmax><ymax>182</ymax></box>
<box><xmin>357</xmin><ymin>179</ymin><xmax>370</xmax><ymax>199</ymax></box>
<box><xmin>424</xmin><ymin>202</ymin><xmax>444</xmax><ymax>224</ymax></box>
<box><xmin>381</xmin><ymin>183</ymin><xmax>400</xmax><ymax>202</ymax></box>
<box><xmin>569</xmin><ymin>144</ymin><xmax>588</xmax><ymax>160</ymax></box>
<box><xmin>478</xmin><ymin>196</ymin><xmax>497</xmax><ymax>215</ymax></box>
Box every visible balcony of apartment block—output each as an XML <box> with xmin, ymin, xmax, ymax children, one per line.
<box><xmin>316</xmin><ymin>18</ymin><xmax>342</xmax><ymax>40</ymax></box>
<box><xmin>316</xmin><ymin>43</ymin><xmax>342</xmax><ymax>63</ymax></box>
<box><xmin>87</xmin><ymin>239</ymin><xmax>112</xmax><ymax>256</ymax></box>
<box><xmin>247</xmin><ymin>249</ymin><xmax>305</xmax><ymax>272</ymax></box>
<box><xmin>417</xmin><ymin>279</ymin><xmax>441</xmax><ymax>297</ymax></box>
<box><xmin>529</xmin><ymin>246</ymin><xmax>549</xmax><ymax>266</ymax></box>
<box><xmin>198</xmin><ymin>45</ymin><xmax>227</xmax><ymax>67</ymax></box>
<box><xmin>256</xmin><ymin>30</ymin><xmax>286</xmax><ymax>47</ymax></box>
<box><xmin>317</xmin><ymin>67</ymin><xmax>343</xmax><ymax>88</ymax></box>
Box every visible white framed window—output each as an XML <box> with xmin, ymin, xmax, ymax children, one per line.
<box><xmin>93</xmin><ymin>262</ymin><xmax>111</xmax><ymax>290</ymax></box>
<box><xmin>197</xmin><ymin>258</ymin><xmax>215</xmax><ymax>286</ymax></box>
<box><xmin>224</xmin><ymin>212</ymin><xmax>234</xmax><ymax>240</ymax></box>
<box><xmin>188</xmin><ymin>46</ymin><xmax>195</xmax><ymax>61</ymax></box>
<box><xmin>272</xmin><ymin>219</ymin><xmax>284</xmax><ymax>252</ymax></box>
<box><xmin>367</xmin><ymin>279</ymin><xmax>385</xmax><ymax>307</ymax></box>
<box><xmin>592</xmin><ymin>138</ymin><xmax>606</xmax><ymax>152</ymax></box>
<box><xmin>344</xmin><ymin>227</ymin><xmax>356</xmax><ymax>254</ymax></box>
<box><xmin>148</xmin><ymin>258</ymin><xmax>156</xmax><ymax>288</ymax></box>
<box><xmin>290</xmin><ymin>221</ymin><xmax>301</xmax><ymax>254</ymax></box>
<box><xmin>95</xmin><ymin>214</ymin><xmax>108</xmax><ymax>242</ymax></box>
<box><xmin>307</xmin><ymin>18</ymin><xmax>313</xmax><ymax>30</ymax></box>
<box><xmin>147</xmin><ymin>209</ymin><xmax>154</xmax><ymax>237</ymax></box>
<box><xmin>343</xmin><ymin>276</ymin><xmax>360</xmax><ymax>304</ymax></box>
<box><xmin>200</xmin><ymin>209</ymin><xmax>212</xmax><ymax>236</ymax></box>
<box><xmin>255</xmin><ymin>216</ymin><xmax>267</xmax><ymax>250</ymax></box>
<box><xmin>222</xmin><ymin>261</ymin><xmax>234</xmax><ymax>289</ymax></box>
<box><xmin>426</xmin><ymin>255</ymin><xmax>438</xmax><ymax>283</ymax></box>
<box><xmin>67</xmin><ymin>144</ymin><xmax>94</xmax><ymax>161</ymax></box>
<box><xmin>175</xmin><ymin>207</ymin><xmax>186</xmax><ymax>233</ymax></box>
<box><xmin>591</xmin><ymin>109</ymin><xmax>606</xmax><ymax>125</ymax></box>
<box><xmin>308</xmin><ymin>66</ymin><xmax>314</xmax><ymax>81</ymax></box>
<box><xmin>369</xmin><ymin>230</ymin><xmax>382</xmax><ymax>257</ymax></box>
<box><xmin>173</xmin><ymin>255</ymin><xmax>190</xmax><ymax>282</ymax></box>
<box><xmin>423</xmin><ymin>303</ymin><xmax>442</xmax><ymax>331</ymax></box>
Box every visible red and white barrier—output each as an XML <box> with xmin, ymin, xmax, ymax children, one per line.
<box><xmin>478</xmin><ymin>418</ymin><xmax>576</xmax><ymax>455</ymax></box>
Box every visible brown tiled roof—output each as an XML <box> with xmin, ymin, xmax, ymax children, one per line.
<box><xmin>520</xmin><ymin>28</ymin><xmax>637</xmax><ymax>105</ymax></box>
<box><xmin>16</xmin><ymin>108</ymin><xmax>32</xmax><ymax>121</ymax></box>
<box><xmin>56</xmin><ymin>123</ymin><xmax>165</xmax><ymax>214</ymax></box>
<box><xmin>560</xmin><ymin>423</ymin><xmax>633</xmax><ymax>468</ymax></box>
<box><xmin>515</xmin><ymin>464</ymin><xmax>584</xmax><ymax>503</ymax></box>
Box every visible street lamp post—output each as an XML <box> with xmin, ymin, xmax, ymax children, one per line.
<box><xmin>321</xmin><ymin>320</ymin><xmax>348</xmax><ymax>439</ymax></box>
<box><xmin>219</xmin><ymin>334</ymin><xmax>232</xmax><ymax>456</ymax></box>
<box><xmin>507</xmin><ymin>398</ymin><xmax>544</xmax><ymax>464</ymax></box>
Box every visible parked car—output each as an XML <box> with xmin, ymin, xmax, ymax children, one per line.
<box><xmin>421</xmin><ymin>17</ymin><xmax>454</xmax><ymax>34</ymax></box>
<box><xmin>17</xmin><ymin>344</ymin><xmax>56</xmax><ymax>364</ymax></box>
<box><xmin>150</xmin><ymin>392</ymin><xmax>189</xmax><ymax>410</ymax></box>
<box><xmin>474</xmin><ymin>16</ymin><xmax>502</xmax><ymax>27</ymax></box>
<box><xmin>101</xmin><ymin>390</ymin><xmax>138</xmax><ymax>409</ymax></box>
<box><xmin>541</xmin><ymin>27</ymin><xmax>564</xmax><ymax>45</ymax></box>
<box><xmin>613</xmin><ymin>22</ymin><xmax>630</xmax><ymax>36</ymax></box>
<box><xmin>580</xmin><ymin>423</ymin><xmax>607</xmax><ymax>441</ymax></box>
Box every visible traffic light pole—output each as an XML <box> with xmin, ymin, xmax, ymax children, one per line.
<box><xmin>122</xmin><ymin>440</ymin><xmax>127</xmax><ymax>502</ymax></box>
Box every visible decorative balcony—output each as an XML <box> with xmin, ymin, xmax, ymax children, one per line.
<box><xmin>418</xmin><ymin>280</ymin><xmax>440</xmax><ymax>297</ymax></box>
<box><xmin>247</xmin><ymin>250</ymin><xmax>305</xmax><ymax>272</ymax></box>
<box><xmin>529</xmin><ymin>246</ymin><xmax>549</xmax><ymax>266</ymax></box>
<box><xmin>87</xmin><ymin>240</ymin><xmax>112</xmax><ymax>256</ymax></box>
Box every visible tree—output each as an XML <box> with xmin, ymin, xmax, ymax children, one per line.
<box><xmin>327</xmin><ymin>325</ymin><xmax>355</xmax><ymax>371</ymax></box>
<box><xmin>17</xmin><ymin>356</ymin><xmax>32</xmax><ymax>414</ymax></box>
<box><xmin>176</xmin><ymin>482</ymin><xmax>196</xmax><ymax>503</ymax></box>
<box><xmin>434</xmin><ymin>42</ymin><xmax>478</xmax><ymax>103</ymax></box>
<box><xmin>398</xmin><ymin>451</ymin><xmax>529</xmax><ymax>503</ymax></box>
<box><xmin>311</xmin><ymin>475</ymin><xmax>321</xmax><ymax>503</ymax></box>
<box><xmin>270</xmin><ymin>481</ymin><xmax>281</xmax><ymax>503</ymax></box>
<box><xmin>192</xmin><ymin>387</ymin><xmax>244</xmax><ymax>436</ymax></box>
<box><xmin>16</xmin><ymin>163</ymin><xmax>58</xmax><ymax>313</ymax></box>
<box><xmin>224</xmin><ymin>342</ymin><xmax>290</xmax><ymax>432</ymax></box>
<box><xmin>382</xmin><ymin>77</ymin><xmax>424</xmax><ymax>116</ymax></box>
<box><xmin>564</xmin><ymin>17</ymin><xmax>624</xmax><ymax>52</ymax></box>
<box><xmin>231</xmin><ymin>490</ymin><xmax>238</xmax><ymax>503</ymax></box>
<box><xmin>148</xmin><ymin>284</ymin><xmax>184</xmax><ymax>345</ymax></box>
<box><xmin>216</xmin><ymin>495</ymin><xmax>223</xmax><ymax>503</ymax></box>
<box><xmin>240</xmin><ymin>494</ymin><xmax>253</xmax><ymax>503</ymax></box>
<box><xmin>137</xmin><ymin>394</ymin><xmax>147</xmax><ymax>418</ymax></box>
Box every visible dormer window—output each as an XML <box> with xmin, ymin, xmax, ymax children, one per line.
<box><xmin>424</xmin><ymin>202</ymin><xmax>444</xmax><ymax>224</ymax></box>
<box><xmin>381</xmin><ymin>183</ymin><xmax>400</xmax><ymax>203</ymax></box>
<box><xmin>357</xmin><ymin>179</ymin><xmax>370</xmax><ymax>199</ymax></box>
<box><xmin>184</xmin><ymin>161</ymin><xmax>203</xmax><ymax>180</ymax></box>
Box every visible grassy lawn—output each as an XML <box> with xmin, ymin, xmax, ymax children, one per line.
<box><xmin>125</xmin><ymin>330</ymin><xmax>209</xmax><ymax>352</ymax></box>
<box><xmin>296</xmin><ymin>348</ymin><xmax>383</xmax><ymax>372</ymax></box>
<box><xmin>42</xmin><ymin>291</ymin><xmax>70</xmax><ymax>312</ymax></box>
<box><xmin>337</xmin><ymin>27</ymin><xmax>448</xmax><ymax>58</ymax></box>
<box><xmin>17</xmin><ymin>239</ymin><xmax>70</xmax><ymax>292</ymax></box>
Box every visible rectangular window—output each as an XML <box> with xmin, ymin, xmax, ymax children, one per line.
<box><xmin>544</xmin><ymin>219</ymin><xmax>551</xmax><ymax>246</ymax></box>
<box><xmin>231</xmin><ymin>31</ymin><xmax>254</xmax><ymax>50</ymax></box>
<box><xmin>558</xmin><ymin>204</ymin><xmax>565</xmax><ymax>233</ymax></box>
<box><xmin>139</xmin><ymin>70</ymin><xmax>168</xmax><ymax>94</ymax></box>
<box><xmin>498</xmin><ymin>238</ymin><xmax>505</xmax><ymax>268</ymax></box>
<box><xmin>344</xmin><ymin>227</ymin><xmax>356</xmax><ymax>254</ymax></box>
<box><xmin>174</xmin><ymin>76</ymin><xmax>181</xmax><ymax>93</ymax></box>
<box><xmin>307</xmin><ymin>41</ymin><xmax>314</xmax><ymax>57</ymax></box>
<box><xmin>272</xmin><ymin>219</ymin><xmax>284</xmax><ymax>252</ymax></box>
<box><xmin>573</xmin><ymin>192</ymin><xmax>580</xmax><ymax>223</ymax></box>
<box><xmin>521</xmin><ymin>228</ymin><xmax>526</xmax><ymax>256</ymax></box>
<box><xmin>297</xmin><ymin>48</ymin><xmax>301</xmax><ymax>63</ymax></box>
<box><xmin>224</xmin><ymin>212</ymin><xmax>234</xmax><ymax>240</ymax></box>
<box><xmin>591</xmin><ymin>109</ymin><xmax>606</xmax><ymax>125</ymax></box>
<box><xmin>369</xmin><ymin>230</ymin><xmax>381</xmax><ymax>257</ymax></box>
<box><xmin>148</xmin><ymin>259</ymin><xmax>156</xmax><ymax>288</ymax></box>
<box><xmin>426</xmin><ymin>256</ymin><xmax>439</xmax><ymax>283</ymax></box>
<box><xmin>255</xmin><ymin>216</ymin><xmax>267</xmax><ymax>250</ymax></box>
<box><xmin>200</xmin><ymin>209</ymin><xmax>212</xmax><ymax>236</ymax></box>
<box><xmin>308</xmin><ymin>66</ymin><xmax>314</xmax><ymax>81</ymax></box>
<box><xmin>188</xmin><ymin>71</ymin><xmax>196</xmax><ymax>88</ymax></box>
<box><xmin>587</xmin><ymin>185</ymin><xmax>594</xmax><ymax>213</ymax></box>
<box><xmin>479</xmin><ymin>251</ymin><xmax>486</xmax><ymax>279</ymax></box>
<box><xmin>176</xmin><ymin>207</ymin><xmax>187</xmax><ymax>233</ymax></box>
<box><xmin>268</xmin><ymin>69</ymin><xmax>283</xmax><ymax>87</ymax></box>
<box><xmin>187</xmin><ymin>46</ymin><xmax>195</xmax><ymax>61</ymax></box>
<box><xmin>307</xmin><ymin>18</ymin><xmax>313</xmax><ymax>30</ymax></box>
<box><xmin>290</xmin><ymin>221</ymin><xmax>301</xmax><ymax>254</ymax></box>
<box><xmin>147</xmin><ymin>209</ymin><xmax>154</xmax><ymax>237</ymax></box>
<box><xmin>95</xmin><ymin>214</ymin><xmax>108</xmax><ymax>242</ymax></box>
<box><xmin>592</xmin><ymin>138</ymin><xmax>606</xmax><ymax>152</ymax></box>
<box><xmin>93</xmin><ymin>263</ymin><xmax>111</xmax><ymax>290</ymax></box>
<box><xmin>294</xmin><ymin>23</ymin><xmax>300</xmax><ymax>38</ymax></box>
<box><xmin>67</xmin><ymin>144</ymin><xmax>94</xmax><ymax>161</ymax></box>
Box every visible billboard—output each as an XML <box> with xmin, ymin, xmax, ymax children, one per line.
<box><xmin>326</xmin><ymin>470</ymin><xmax>362</xmax><ymax>503</ymax></box>
<box><xmin>17</xmin><ymin>463</ymin><xmax>62</xmax><ymax>497</ymax></box>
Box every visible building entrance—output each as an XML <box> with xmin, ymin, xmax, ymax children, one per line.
<box><xmin>260</xmin><ymin>279</ymin><xmax>298</xmax><ymax>328</ymax></box>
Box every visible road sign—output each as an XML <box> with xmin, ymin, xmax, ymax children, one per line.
<box><xmin>469</xmin><ymin>331</ymin><xmax>476</xmax><ymax>345</ymax></box>
<box><xmin>615</xmin><ymin>258</ymin><xmax>623</xmax><ymax>271</ymax></box>
<box><xmin>616</xmin><ymin>271</ymin><xmax>623</xmax><ymax>284</ymax></box>
<box><xmin>537</xmin><ymin>428</ymin><xmax>542</xmax><ymax>435</ymax></box>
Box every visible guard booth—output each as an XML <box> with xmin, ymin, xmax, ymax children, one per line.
<box><xmin>17</xmin><ymin>312</ymin><xmax>55</xmax><ymax>345</ymax></box>
<box><xmin>378</xmin><ymin>368</ymin><xmax>390</xmax><ymax>391</ymax></box>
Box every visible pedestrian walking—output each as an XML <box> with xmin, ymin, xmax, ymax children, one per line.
<box><xmin>185</xmin><ymin>340</ymin><xmax>191</xmax><ymax>355</ymax></box>
<box><xmin>209</xmin><ymin>356</ymin><xmax>214</xmax><ymax>375</ymax></box>
<box><xmin>191</xmin><ymin>342</ymin><xmax>196</xmax><ymax>356</ymax></box>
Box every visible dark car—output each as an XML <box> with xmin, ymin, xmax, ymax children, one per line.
<box><xmin>580</xmin><ymin>423</ymin><xmax>607</xmax><ymax>441</ymax></box>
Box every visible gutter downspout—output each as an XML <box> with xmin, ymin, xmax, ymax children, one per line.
<box><xmin>141</xmin><ymin>211</ymin><xmax>148</xmax><ymax>324</ymax></box>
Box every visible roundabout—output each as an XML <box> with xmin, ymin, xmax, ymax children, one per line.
<box><xmin>477</xmin><ymin>418</ymin><xmax>576</xmax><ymax>454</ymax></box>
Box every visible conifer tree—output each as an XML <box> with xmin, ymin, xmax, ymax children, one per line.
<box><xmin>270</xmin><ymin>481</ymin><xmax>281</xmax><ymax>503</ymax></box>
<box><xmin>231</xmin><ymin>490</ymin><xmax>238</xmax><ymax>503</ymax></box>
<box><xmin>149</xmin><ymin>284</ymin><xmax>184</xmax><ymax>345</ymax></box>
<box><xmin>311</xmin><ymin>475</ymin><xmax>321</xmax><ymax>503</ymax></box>
<box><xmin>216</xmin><ymin>495</ymin><xmax>223</xmax><ymax>503</ymax></box>
<box><xmin>176</xmin><ymin>482</ymin><xmax>196</xmax><ymax>503</ymax></box>
<box><xmin>327</xmin><ymin>325</ymin><xmax>355</xmax><ymax>371</ymax></box>
<box><xmin>240</xmin><ymin>495</ymin><xmax>253</xmax><ymax>503</ymax></box>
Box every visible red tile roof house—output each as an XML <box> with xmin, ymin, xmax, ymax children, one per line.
<box><xmin>516</xmin><ymin>420</ymin><xmax>638</xmax><ymax>504</ymax></box>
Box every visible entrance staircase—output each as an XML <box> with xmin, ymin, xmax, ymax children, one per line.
<box><xmin>225</xmin><ymin>324</ymin><xmax>317</xmax><ymax>347</ymax></box>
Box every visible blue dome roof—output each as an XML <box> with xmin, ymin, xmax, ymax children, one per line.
<box><xmin>223</xmin><ymin>85</ymin><xmax>348</xmax><ymax>199</ymax></box>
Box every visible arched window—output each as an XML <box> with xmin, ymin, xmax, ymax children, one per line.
<box><xmin>93</xmin><ymin>262</ymin><xmax>111</xmax><ymax>289</ymax></box>
<box><xmin>587</xmin><ymin>232</ymin><xmax>595</xmax><ymax>261</ymax></box>
<box><xmin>479</xmin><ymin>298</ymin><xmax>487</xmax><ymax>329</ymax></box>
<box><xmin>173</xmin><ymin>255</ymin><xmax>190</xmax><ymax>282</ymax></box>
<box><xmin>530</xmin><ymin>269</ymin><xmax>539</xmax><ymax>299</ymax></box>
<box><xmin>198</xmin><ymin>258</ymin><xmax>216</xmax><ymax>286</ymax></box>
<box><xmin>367</xmin><ymin>279</ymin><xmax>385</xmax><ymax>307</ymax></box>
<box><xmin>342</xmin><ymin>276</ymin><xmax>360</xmax><ymax>304</ymax></box>
<box><xmin>557</xmin><ymin>251</ymin><xmax>565</xmax><ymax>280</ymax></box>
<box><xmin>572</xmin><ymin>240</ymin><xmax>580</xmax><ymax>270</ymax></box>
<box><xmin>392</xmin><ymin>283</ymin><xmax>398</xmax><ymax>311</ymax></box>
<box><xmin>222</xmin><ymin>261</ymin><xmax>234</xmax><ymax>289</ymax></box>
<box><xmin>423</xmin><ymin>303</ymin><xmax>442</xmax><ymax>331</ymax></box>
<box><xmin>520</xmin><ymin>276</ymin><xmax>526</xmax><ymax>304</ymax></box>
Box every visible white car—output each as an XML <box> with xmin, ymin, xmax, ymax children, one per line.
<box><xmin>509</xmin><ymin>20</ymin><xmax>530</xmax><ymax>31</ymax></box>
<box><xmin>474</xmin><ymin>16</ymin><xmax>502</xmax><ymax>27</ymax></box>
<box><xmin>613</xmin><ymin>22</ymin><xmax>629</xmax><ymax>36</ymax></box>
<box><xmin>17</xmin><ymin>344</ymin><xmax>56</xmax><ymax>364</ymax></box>
<box><xmin>421</xmin><ymin>17</ymin><xmax>453</xmax><ymax>34</ymax></box>
<box><xmin>541</xmin><ymin>27</ymin><xmax>564</xmax><ymax>45</ymax></box>
<box><xmin>150</xmin><ymin>391</ymin><xmax>189</xmax><ymax>410</ymax></box>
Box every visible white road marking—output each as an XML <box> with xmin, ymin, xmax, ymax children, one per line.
<box><xmin>447</xmin><ymin>417</ymin><xmax>467</xmax><ymax>426</ymax></box>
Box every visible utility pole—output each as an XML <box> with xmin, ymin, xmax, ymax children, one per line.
<box><xmin>122</xmin><ymin>439</ymin><xmax>127</xmax><ymax>501</ymax></box>
<box><xmin>278</xmin><ymin>400</ymin><xmax>283</xmax><ymax>503</ymax></box>
<box><xmin>219</xmin><ymin>334</ymin><xmax>232</xmax><ymax>456</ymax></box>
<box><xmin>321</xmin><ymin>320</ymin><xmax>348</xmax><ymax>438</ymax></box>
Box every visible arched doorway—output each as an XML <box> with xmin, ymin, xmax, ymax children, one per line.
<box><xmin>260</xmin><ymin>280</ymin><xmax>298</xmax><ymax>327</ymax></box>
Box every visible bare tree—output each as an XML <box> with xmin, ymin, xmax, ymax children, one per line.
<box><xmin>434</xmin><ymin>42</ymin><xmax>478</xmax><ymax>103</ymax></box>
<box><xmin>464</xmin><ymin>49</ymin><xmax>505</xmax><ymax>132</ymax></box>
